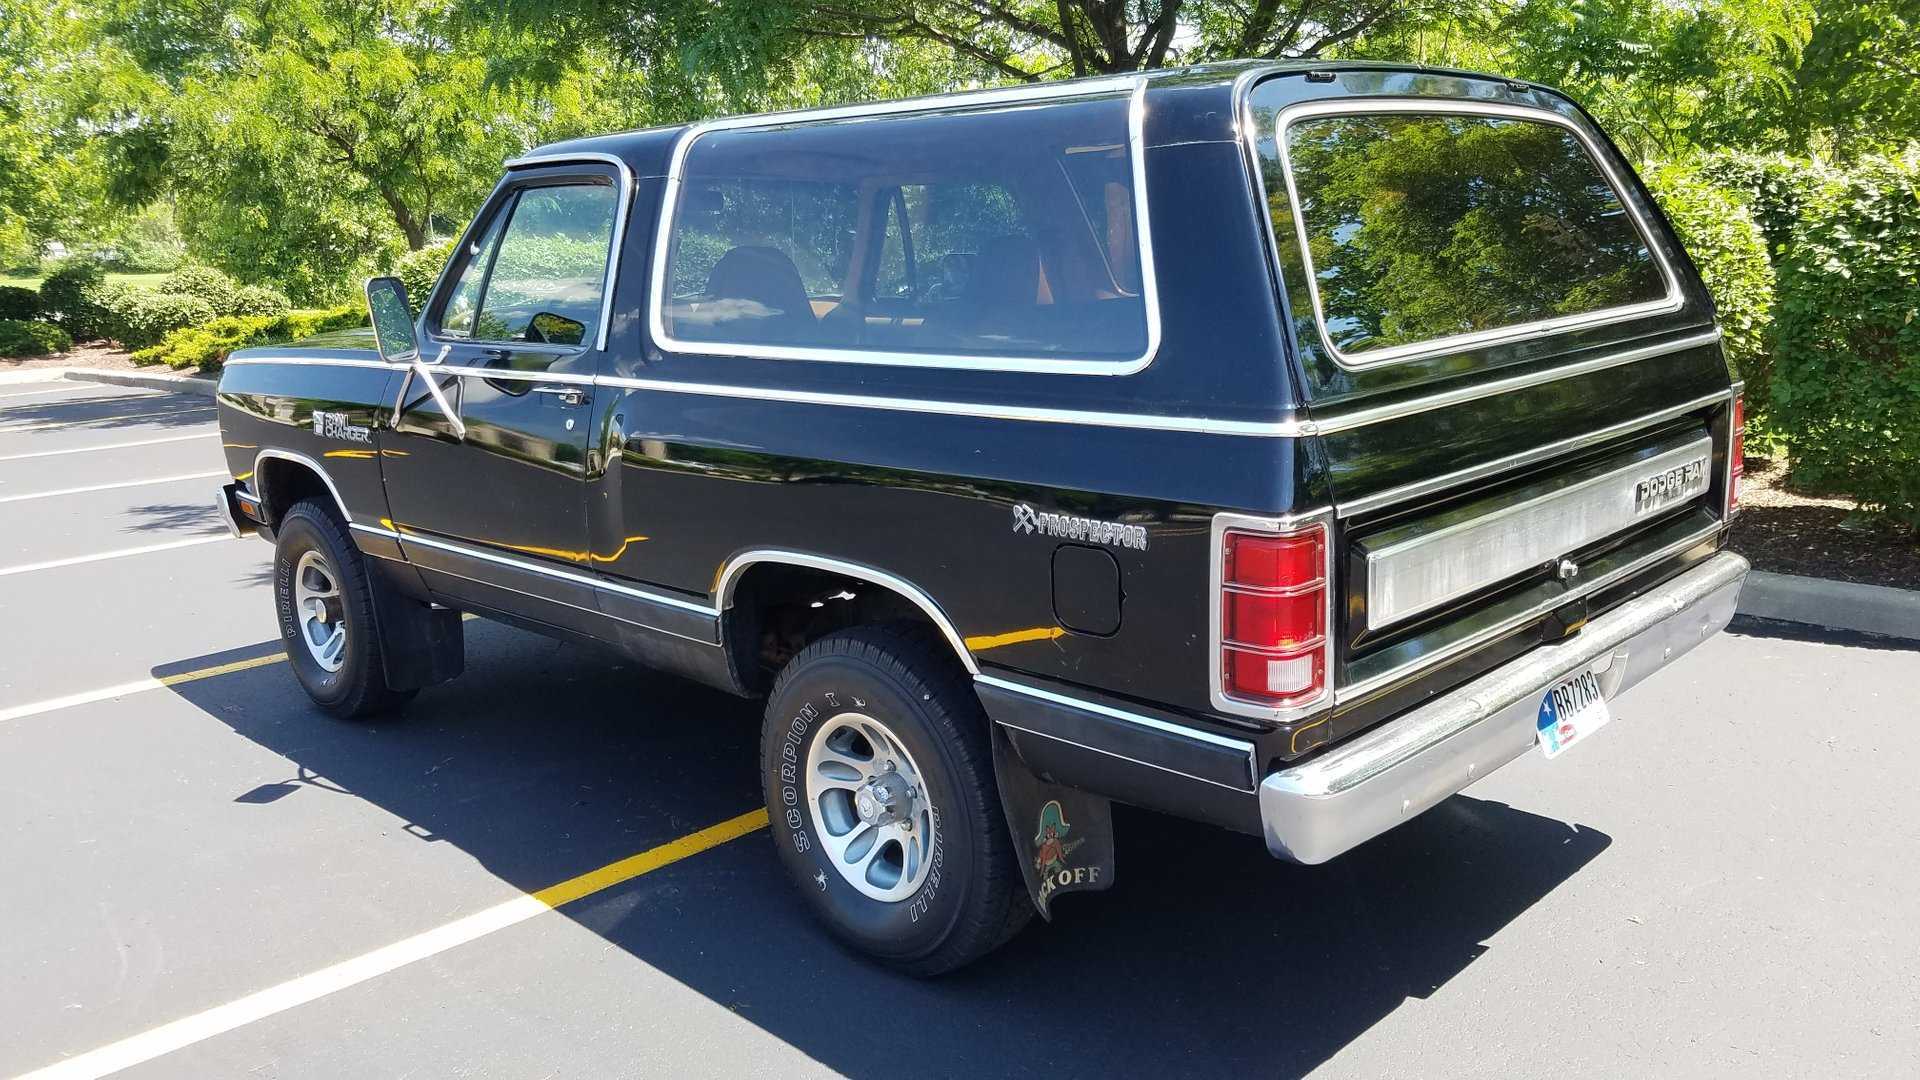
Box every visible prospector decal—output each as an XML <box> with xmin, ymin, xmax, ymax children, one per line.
<box><xmin>1011</xmin><ymin>503</ymin><xmax>1147</xmax><ymax>551</ymax></box>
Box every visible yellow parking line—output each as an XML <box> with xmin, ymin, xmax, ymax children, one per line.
<box><xmin>20</xmin><ymin>809</ymin><xmax>770</xmax><ymax>1080</ymax></box>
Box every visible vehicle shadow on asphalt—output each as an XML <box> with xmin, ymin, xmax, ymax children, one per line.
<box><xmin>0</xmin><ymin>392</ymin><xmax>215</xmax><ymax>433</ymax></box>
<box><xmin>162</xmin><ymin>621</ymin><xmax>1610</xmax><ymax>1079</ymax></box>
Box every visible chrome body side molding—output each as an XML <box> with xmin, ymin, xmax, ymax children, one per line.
<box><xmin>977</xmin><ymin>673</ymin><xmax>1259</xmax><ymax>784</ymax></box>
<box><xmin>1262</xmin><ymin>551</ymin><xmax>1747</xmax><ymax>863</ymax></box>
<box><xmin>222</xmin><ymin>330</ymin><xmax>1717</xmax><ymax>439</ymax></box>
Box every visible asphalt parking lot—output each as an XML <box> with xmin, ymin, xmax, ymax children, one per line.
<box><xmin>2</xmin><ymin>378</ymin><xmax>1917</xmax><ymax>1079</ymax></box>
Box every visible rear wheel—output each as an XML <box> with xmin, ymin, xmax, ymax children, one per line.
<box><xmin>273</xmin><ymin>499</ymin><xmax>415</xmax><ymax>718</ymax></box>
<box><xmin>762</xmin><ymin>627</ymin><xmax>1031</xmax><ymax>975</ymax></box>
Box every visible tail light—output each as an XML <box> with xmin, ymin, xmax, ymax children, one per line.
<box><xmin>1215</xmin><ymin>517</ymin><xmax>1331</xmax><ymax>715</ymax></box>
<box><xmin>1728</xmin><ymin>392</ymin><xmax>1745</xmax><ymax>513</ymax></box>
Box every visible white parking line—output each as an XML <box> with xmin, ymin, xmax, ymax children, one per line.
<box><xmin>0</xmin><ymin>431</ymin><xmax>220</xmax><ymax>462</ymax></box>
<box><xmin>0</xmin><ymin>385</ymin><xmax>154</xmax><ymax>403</ymax></box>
<box><xmin>16</xmin><ymin>810</ymin><xmax>767</xmax><ymax>1080</ymax></box>
<box><xmin>0</xmin><ymin>534</ymin><xmax>235</xmax><ymax>577</ymax></box>
<box><xmin>0</xmin><ymin>470</ymin><xmax>227</xmax><ymax>504</ymax></box>
<box><xmin>0</xmin><ymin>406</ymin><xmax>216</xmax><ymax>434</ymax></box>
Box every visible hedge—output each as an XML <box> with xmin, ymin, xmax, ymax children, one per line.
<box><xmin>0</xmin><ymin>318</ymin><xmax>72</xmax><ymax>357</ymax></box>
<box><xmin>0</xmin><ymin>285</ymin><xmax>39</xmax><ymax>322</ymax></box>
<box><xmin>393</xmin><ymin>241</ymin><xmax>454</xmax><ymax>315</ymax></box>
<box><xmin>1644</xmin><ymin>163</ymin><xmax>1777</xmax><ymax>413</ymax></box>
<box><xmin>37</xmin><ymin>260</ymin><xmax>109</xmax><ymax>339</ymax></box>
<box><xmin>1768</xmin><ymin>153</ymin><xmax>1920</xmax><ymax>531</ymax></box>
<box><xmin>130</xmin><ymin>306</ymin><xmax>363</xmax><ymax>371</ymax></box>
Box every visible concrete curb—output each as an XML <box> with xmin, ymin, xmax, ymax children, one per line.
<box><xmin>1737</xmin><ymin>570</ymin><xmax>1920</xmax><ymax>642</ymax></box>
<box><xmin>63</xmin><ymin>367</ymin><xmax>217</xmax><ymax>395</ymax></box>
<box><xmin>1</xmin><ymin>365</ymin><xmax>216</xmax><ymax>393</ymax></box>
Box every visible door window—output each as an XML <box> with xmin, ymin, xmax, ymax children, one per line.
<box><xmin>435</xmin><ymin>180</ymin><xmax>617</xmax><ymax>347</ymax></box>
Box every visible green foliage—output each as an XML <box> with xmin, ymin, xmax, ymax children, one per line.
<box><xmin>1643</xmin><ymin>162</ymin><xmax>1777</xmax><ymax>410</ymax></box>
<box><xmin>130</xmin><ymin>306</ymin><xmax>363</xmax><ymax>370</ymax></box>
<box><xmin>94</xmin><ymin>284</ymin><xmax>218</xmax><ymax>348</ymax></box>
<box><xmin>0</xmin><ymin>285</ymin><xmax>40</xmax><ymax>321</ymax></box>
<box><xmin>36</xmin><ymin>260</ymin><xmax>109</xmax><ymax>339</ymax></box>
<box><xmin>0</xmin><ymin>318</ymin><xmax>72</xmax><ymax>357</ymax></box>
<box><xmin>393</xmin><ymin>240</ymin><xmax>455</xmax><ymax>315</ymax></box>
<box><xmin>1768</xmin><ymin>153</ymin><xmax>1920</xmax><ymax>531</ymax></box>
<box><xmin>157</xmin><ymin>265</ymin><xmax>239</xmax><ymax>312</ymax></box>
<box><xmin>231</xmin><ymin>284</ymin><xmax>292</xmax><ymax>317</ymax></box>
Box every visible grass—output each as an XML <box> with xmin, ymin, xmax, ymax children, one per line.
<box><xmin>0</xmin><ymin>270</ymin><xmax>172</xmax><ymax>291</ymax></box>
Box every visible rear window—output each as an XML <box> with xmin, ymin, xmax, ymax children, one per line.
<box><xmin>1280</xmin><ymin>109</ymin><xmax>1672</xmax><ymax>361</ymax></box>
<box><xmin>657</xmin><ymin>95</ymin><xmax>1152</xmax><ymax>368</ymax></box>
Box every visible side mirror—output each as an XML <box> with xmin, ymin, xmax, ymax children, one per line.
<box><xmin>365</xmin><ymin>277</ymin><xmax>418</xmax><ymax>363</ymax></box>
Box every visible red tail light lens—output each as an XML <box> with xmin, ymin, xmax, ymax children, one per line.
<box><xmin>1729</xmin><ymin>393</ymin><xmax>1745</xmax><ymax>512</ymax></box>
<box><xmin>1221</xmin><ymin>524</ymin><xmax>1328</xmax><ymax>708</ymax></box>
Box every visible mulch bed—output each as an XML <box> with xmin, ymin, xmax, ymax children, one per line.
<box><xmin>1727</xmin><ymin>452</ymin><xmax>1920</xmax><ymax>590</ymax></box>
<box><xmin>1</xmin><ymin>342</ymin><xmax>153</xmax><ymax>373</ymax></box>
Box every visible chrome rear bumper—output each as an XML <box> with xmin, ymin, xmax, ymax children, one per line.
<box><xmin>1260</xmin><ymin>550</ymin><xmax>1748</xmax><ymax>864</ymax></box>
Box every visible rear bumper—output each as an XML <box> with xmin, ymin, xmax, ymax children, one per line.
<box><xmin>1260</xmin><ymin>550</ymin><xmax>1748</xmax><ymax>864</ymax></box>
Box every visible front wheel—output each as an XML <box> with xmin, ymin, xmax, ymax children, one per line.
<box><xmin>273</xmin><ymin>499</ymin><xmax>415</xmax><ymax>719</ymax></box>
<box><xmin>762</xmin><ymin>627</ymin><xmax>1031</xmax><ymax>975</ymax></box>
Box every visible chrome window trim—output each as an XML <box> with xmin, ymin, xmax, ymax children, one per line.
<box><xmin>1360</xmin><ymin>434</ymin><xmax>1714</xmax><ymax>629</ymax></box>
<box><xmin>1271</xmin><ymin>98</ymin><xmax>1686</xmax><ymax>371</ymax></box>
<box><xmin>219</xmin><ymin>330</ymin><xmax>1714</xmax><ymax>436</ymax></box>
<box><xmin>1208</xmin><ymin>507</ymin><xmax>1337</xmax><ymax>723</ymax></box>
<box><xmin>977</xmin><ymin>673</ymin><xmax>1259</xmax><ymax>779</ymax></box>
<box><xmin>435</xmin><ymin>151</ymin><xmax>635</xmax><ymax>354</ymax></box>
<box><xmin>647</xmin><ymin>77</ymin><xmax>1162</xmax><ymax>375</ymax></box>
<box><xmin>1338</xmin><ymin>517</ymin><xmax>1725</xmax><ymax>703</ymax></box>
<box><xmin>253</xmin><ymin>449</ymin><xmax>354</xmax><ymax>524</ymax></box>
<box><xmin>712</xmin><ymin>549</ymin><xmax>979</xmax><ymax>675</ymax></box>
<box><xmin>1337</xmin><ymin>386</ymin><xmax>1734</xmax><ymax>517</ymax></box>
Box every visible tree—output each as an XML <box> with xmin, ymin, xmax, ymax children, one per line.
<box><xmin>473</xmin><ymin>0</ymin><xmax>1460</xmax><ymax>96</ymax></box>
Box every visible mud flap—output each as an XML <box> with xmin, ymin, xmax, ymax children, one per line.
<box><xmin>366</xmin><ymin>559</ymin><xmax>465</xmax><ymax>691</ymax></box>
<box><xmin>990</xmin><ymin>725</ymin><xmax>1116</xmax><ymax>920</ymax></box>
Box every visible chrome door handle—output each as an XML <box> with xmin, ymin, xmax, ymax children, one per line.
<box><xmin>531</xmin><ymin>385</ymin><xmax>588</xmax><ymax>406</ymax></box>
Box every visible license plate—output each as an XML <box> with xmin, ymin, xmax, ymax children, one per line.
<box><xmin>1537</xmin><ymin>668</ymin><xmax>1612</xmax><ymax>759</ymax></box>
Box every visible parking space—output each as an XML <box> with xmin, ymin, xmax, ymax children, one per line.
<box><xmin>3</xmin><ymin>383</ymin><xmax>1916</xmax><ymax>1078</ymax></box>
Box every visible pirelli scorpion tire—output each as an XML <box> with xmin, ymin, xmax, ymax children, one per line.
<box><xmin>273</xmin><ymin>498</ymin><xmax>416</xmax><ymax>719</ymax></box>
<box><xmin>762</xmin><ymin>626</ymin><xmax>1033</xmax><ymax>975</ymax></box>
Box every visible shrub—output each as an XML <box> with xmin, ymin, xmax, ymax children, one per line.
<box><xmin>0</xmin><ymin>319</ymin><xmax>73</xmax><ymax>357</ymax></box>
<box><xmin>1645</xmin><ymin>163</ymin><xmax>1777</xmax><ymax>412</ymax></box>
<box><xmin>1769</xmin><ymin>153</ymin><xmax>1920</xmax><ymax>532</ymax></box>
<box><xmin>0</xmin><ymin>285</ymin><xmax>40</xmax><ymax>321</ymax></box>
<box><xmin>37</xmin><ymin>260</ymin><xmax>109</xmax><ymax>339</ymax></box>
<box><xmin>130</xmin><ymin>306</ymin><xmax>363</xmax><ymax>371</ymax></box>
<box><xmin>95</xmin><ymin>288</ymin><xmax>219</xmax><ymax>349</ymax></box>
<box><xmin>232</xmin><ymin>284</ymin><xmax>292</xmax><ymax>318</ymax></box>
<box><xmin>393</xmin><ymin>241</ymin><xmax>455</xmax><ymax>315</ymax></box>
<box><xmin>158</xmin><ymin>265</ymin><xmax>240</xmax><ymax>313</ymax></box>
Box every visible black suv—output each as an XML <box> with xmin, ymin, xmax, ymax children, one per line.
<box><xmin>215</xmin><ymin>61</ymin><xmax>1750</xmax><ymax>974</ymax></box>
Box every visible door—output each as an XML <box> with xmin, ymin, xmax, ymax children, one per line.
<box><xmin>380</xmin><ymin>166</ymin><xmax>621</xmax><ymax>627</ymax></box>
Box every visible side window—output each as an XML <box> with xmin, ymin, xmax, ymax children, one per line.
<box><xmin>437</xmin><ymin>213</ymin><xmax>507</xmax><ymax>339</ymax></box>
<box><xmin>435</xmin><ymin>179</ymin><xmax>616</xmax><ymax>347</ymax></box>
<box><xmin>659</xmin><ymin>95</ymin><xmax>1150</xmax><ymax>364</ymax></box>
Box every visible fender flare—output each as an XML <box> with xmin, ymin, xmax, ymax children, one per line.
<box><xmin>712</xmin><ymin>550</ymin><xmax>979</xmax><ymax>675</ymax></box>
